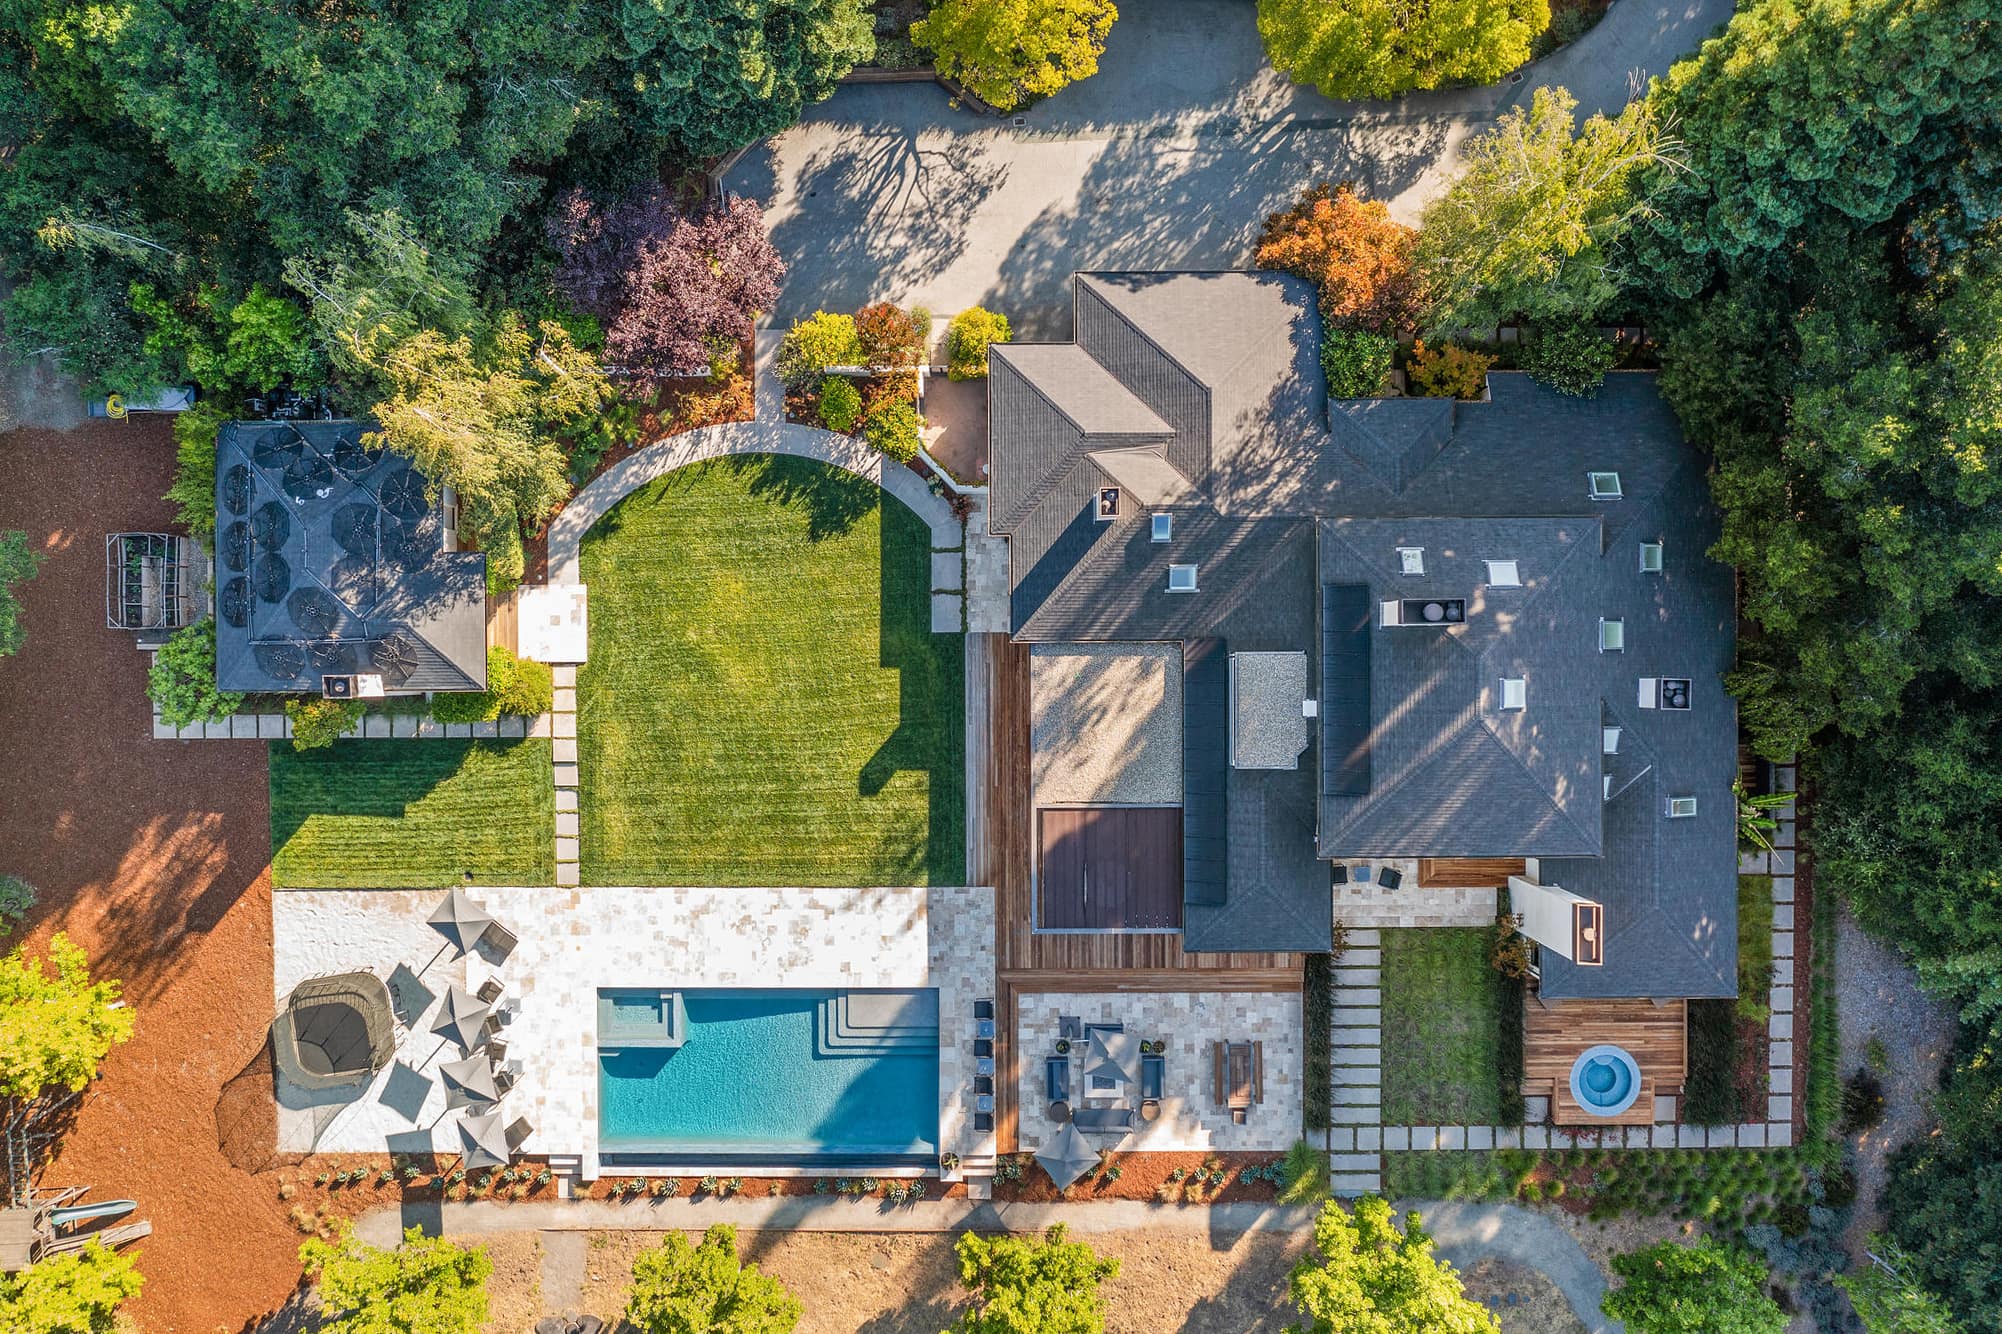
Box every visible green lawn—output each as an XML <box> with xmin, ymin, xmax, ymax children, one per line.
<box><xmin>1380</xmin><ymin>927</ymin><xmax>1506</xmax><ymax>1125</ymax></box>
<box><xmin>270</xmin><ymin>739</ymin><xmax>555</xmax><ymax>887</ymax></box>
<box><xmin>577</xmin><ymin>455</ymin><xmax>964</xmax><ymax>886</ymax></box>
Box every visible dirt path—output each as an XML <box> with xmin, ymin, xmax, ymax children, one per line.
<box><xmin>0</xmin><ymin>422</ymin><xmax>299</xmax><ymax>1333</ymax></box>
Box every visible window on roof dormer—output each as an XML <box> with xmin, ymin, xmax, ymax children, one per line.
<box><xmin>1485</xmin><ymin>559</ymin><xmax>1521</xmax><ymax>587</ymax></box>
<box><xmin>1639</xmin><ymin>540</ymin><xmax>1664</xmax><ymax>573</ymax></box>
<box><xmin>1398</xmin><ymin>546</ymin><xmax>1425</xmax><ymax>575</ymax></box>
<box><xmin>1095</xmin><ymin>487</ymin><xmax>1120</xmax><ymax>521</ymax></box>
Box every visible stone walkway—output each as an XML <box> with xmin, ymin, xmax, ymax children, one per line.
<box><xmin>1329</xmin><ymin>928</ymin><xmax>1385</xmax><ymax>1194</ymax></box>
<box><xmin>551</xmin><ymin>665</ymin><xmax>580</xmax><ymax>887</ymax></box>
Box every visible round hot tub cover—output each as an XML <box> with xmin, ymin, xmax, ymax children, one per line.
<box><xmin>271</xmin><ymin>972</ymin><xmax>396</xmax><ymax>1094</ymax></box>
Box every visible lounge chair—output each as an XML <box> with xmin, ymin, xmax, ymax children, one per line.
<box><xmin>475</xmin><ymin>979</ymin><xmax>504</xmax><ymax>1004</ymax></box>
<box><xmin>973</xmin><ymin>1111</ymin><xmax>994</xmax><ymax>1133</ymax></box>
<box><xmin>973</xmin><ymin>1038</ymin><xmax>993</xmax><ymax>1059</ymax></box>
<box><xmin>1070</xmin><ymin>1106</ymin><xmax>1132</xmax><ymax>1132</ymax></box>
<box><xmin>1045</xmin><ymin>1056</ymin><xmax>1070</xmax><ymax>1106</ymax></box>
<box><xmin>973</xmin><ymin>1075</ymin><xmax>993</xmax><ymax>1095</ymax></box>
<box><xmin>503</xmin><ymin>1117</ymin><xmax>534</xmax><ymax>1152</ymax></box>
<box><xmin>1140</xmin><ymin>1054</ymin><xmax>1164</xmax><ymax>1102</ymax></box>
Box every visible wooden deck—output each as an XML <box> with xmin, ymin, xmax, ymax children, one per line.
<box><xmin>972</xmin><ymin>634</ymin><xmax>1301</xmax><ymax>1151</ymax></box>
<box><xmin>1524</xmin><ymin>994</ymin><xmax>1687</xmax><ymax>1127</ymax></box>
<box><xmin>485</xmin><ymin>586</ymin><xmax>518</xmax><ymax>655</ymax></box>
<box><xmin>1418</xmin><ymin>858</ymin><xmax>1526</xmax><ymax>888</ymax></box>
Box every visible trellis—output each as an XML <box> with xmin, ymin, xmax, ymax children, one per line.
<box><xmin>104</xmin><ymin>532</ymin><xmax>200</xmax><ymax>631</ymax></box>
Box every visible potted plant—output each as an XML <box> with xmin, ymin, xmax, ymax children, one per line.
<box><xmin>940</xmin><ymin>1152</ymin><xmax>961</xmax><ymax>1172</ymax></box>
<box><xmin>1055</xmin><ymin>1038</ymin><xmax>1071</xmax><ymax>1055</ymax></box>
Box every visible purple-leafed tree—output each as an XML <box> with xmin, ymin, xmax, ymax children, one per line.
<box><xmin>548</xmin><ymin>187</ymin><xmax>784</xmax><ymax>382</ymax></box>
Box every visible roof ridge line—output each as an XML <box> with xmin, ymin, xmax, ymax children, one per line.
<box><xmin>1474</xmin><ymin>716</ymin><xmax>1603</xmax><ymax>854</ymax></box>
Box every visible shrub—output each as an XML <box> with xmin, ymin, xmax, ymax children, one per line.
<box><xmin>566</xmin><ymin>396</ymin><xmax>643</xmax><ymax>484</ymax></box>
<box><xmin>482</xmin><ymin>522</ymin><xmax>525</xmax><ymax>598</ymax></box>
<box><xmin>1258</xmin><ymin>0</ymin><xmax>1548</xmax><ymax>102</ymax></box>
<box><xmin>624</xmin><ymin>1224</ymin><xmax>800</xmax><ymax>1334</ymax></box>
<box><xmin>286</xmin><ymin>698</ymin><xmax>363</xmax><ymax>750</ymax></box>
<box><xmin>149</xmin><ymin>619</ymin><xmax>243</xmax><ymax>727</ymax></box>
<box><xmin>0</xmin><ymin>1238</ymin><xmax>144</xmax><ymax>1332</ymax></box>
<box><xmin>863</xmin><ymin>398</ymin><xmax>922</xmax><ymax>464</ymax></box>
<box><xmin>1684</xmin><ymin>999</ymin><xmax>1740</xmax><ymax>1125</ymax></box>
<box><xmin>1303</xmin><ymin>953</ymin><xmax>1332</xmax><ymax>1131</ymax></box>
<box><xmin>775</xmin><ymin>312</ymin><xmax>863</xmax><ymax>388</ymax></box>
<box><xmin>1320</xmin><ymin>329</ymin><xmax>1396</xmax><ymax>398</ymax></box>
<box><xmin>950</xmin><ymin>1225</ymin><xmax>1117</xmax><ymax>1334</ymax></box>
<box><xmin>0</xmin><ymin>933</ymin><xmax>136</xmax><ymax>1099</ymax></box>
<box><xmin>1407</xmin><ymin>340</ymin><xmax>1493</xmax><ymax>400</ymax></box>
<box><xmin>1258</xmin><ymin>183</ymin><xmax>1425</xmax><ymax>334</ymax></box>
<box><xmin>1603</xmin><ymin>1238</ymin><xmax>1786</xmax><ymax>1334</ymax></box>
<box><xmin>432</xmin><ymin>647</ymin><xmax>554</xmax><ymax>723</ymax></box>
<box><xmin>1489</xmin><ymin>915</ymin><xmax>1533</xmax><ymax>981</ymax></box>
<box><xmin>0</xmin><ymin>530</ymin><xmax>45</xmax><ymax>658</ymax></box>
<box><xmin>947</xmin><ymin>307</ymin><xmax>1011</xmax><ymax>380</ymax></box>
<box><xmin>164</xmin><ymin>401</ymin><xmax>230</xmax><ymax>544</ymax></box>
<box><xmin>816</xmin><ymin>376</ymin><xmax>863</xmax><ymax>433</ymax></box>
<box><xmin>302</xmin><ymin>1223</ymin><xmax>490</xmax><ymax>1334</ymax></box>
<box><xmin>0</xmin><ymin>877</ymin><xmax>34</xmax><ymax>936</ymax></box>
<box><xmin>1277</xmin><ymin>1139</ymin><xmax>1329</xmax><ymax>1204</ymax></box>
<box><xmin>1839</xmin><ymin>1068</ymin><xmax>1886</xmax><ymax>1136</ymax></box>
<box><xmin>854</xmin><ymin>302</ymin><xmax>927</xmax><ymax>372</ymax></box>
<box><xmin>913</xmin><ymin>0</ymin><xmax>1119</xmax><ymax>113</ymax></box>
<box><xmin>1521</xmin><ymin>321</ymin><xmax>1620</xmax><ymax>396</ymax></box>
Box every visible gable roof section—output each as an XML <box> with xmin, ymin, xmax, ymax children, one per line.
<box><xmin>987</xmin><ymin>344</ymin><xmax>1172</xmax><ymax>535</ymax></box>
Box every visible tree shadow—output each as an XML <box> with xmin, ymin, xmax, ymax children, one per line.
<box><xmin>732</xmin><ymin>452</ymin><xmax>880</xmax><ymax>542</ymax></box>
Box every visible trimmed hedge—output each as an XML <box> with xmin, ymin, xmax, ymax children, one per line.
<box><xmin>1304</xmin><ymin>952</ymin><xmax>1332</xmax><ymax>1132</ymax></box>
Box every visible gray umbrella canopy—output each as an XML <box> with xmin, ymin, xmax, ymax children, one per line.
<box><xmin>431</xmin><ymin>984</ymin><xmax>492</xmax><ymax>1052</ymax></box>
<box><xmin>1083</xmin><ymin>1030</ymin><xmax>1142</xmax><ymax>1086</ymax></box>
<box><xmin>439</xmin><ymin>1055</ymin><xmax>499</xmax><ymax>1110</ymax></box>
<box><xmin>458</xmin><ymin>1110</ymin><xmax>509</xmax><ymax>1169</ymax></box>
<box><xmin>1034</xmin><ymin>1122</ymin><xmax>1101</xmax><ymax>1192</ymax></box>
<box><xmin>427</xmin><ymin>887</ymin><xmax>493</xmax><ymax>956</ymax></box>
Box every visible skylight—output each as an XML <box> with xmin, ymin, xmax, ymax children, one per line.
<box><xmin>1485</xmin><ymin>559</ymin><xmax>1521</xmax><ymax>587</ymax></box>
<box><xmin>1151</xmin><ymin>512</ymin><xmax>1173</xmax><ymax>543</ymax></box>
<box><xmin>1499</xmin><ymin>677</ymin><xmax>1526</xmax><ymax>711</ymax></box>
<box><xmin>1589</xmin><ymin>471</ymin><xmax>1623</xmax><ymax>499</ymax></box>
<box><xmin>1667</xmin><ymin>795</ymin><xmax>1698</xmax><ymax>818</ymax></box>
<box><xmin>1167</xmin><ymin>564</ymin><xmax>1198</xmax><ymax>593</ymax></box>
<box><xmin>1599</xmin><ymin>618</ymin><xmax>1625</xmax><ymax>653</ymax></box>
<box><xmin>1398</xmin><ymin>546</ymin><xmax>1425</xmax><ymax>575</ymax></box>
<box><xmin>1602</xmin><ymin>726</ymin><xmax>1621</xmax><ymax>754</ymax></box>
<box><xmin>1639</xmin><ymin>540</ymin><xmax>1664</xmax><ymax>573</ymax></box>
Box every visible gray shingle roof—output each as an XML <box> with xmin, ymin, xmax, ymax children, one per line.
<box><xmin>990</xmin><ymin>273</ymin><xmax>1735</xmax><ymax>995</ymax></box>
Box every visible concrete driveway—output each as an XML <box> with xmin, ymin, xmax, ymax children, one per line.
<box><xmin>728</xmin><ymin>0</ymin><xmax>1733</xmax><ymax>337</ymax></box>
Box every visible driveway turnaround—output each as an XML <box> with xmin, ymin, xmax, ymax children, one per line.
<box><xmin>1407</xmin><ymin>1199</ymin><xmax>1624</xmax><ymax>1334</ymax></box>
<box><xmin>729</xmin><ymin>0</ymin><xmax>1734</xmax><ymax>336</ymax></box>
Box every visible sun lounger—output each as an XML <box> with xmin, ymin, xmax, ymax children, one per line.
<box><xmin>1141</xmin><ymin>1054</ymin><xmax>1164</xmax><ymax>1102</ymax></box>
<box><xmin>504</xmin><ymin>1118</ymin><xmax>534</xmax><ymax>1152</ymax></box>
<box><xmin>1045</xmin><ymin>1056</ymin><xmax>1070</xmax><ymax>1105</ymax></box>
<box><xmin>1070</xmin><ymin>1106</ymin><xmax>1133</xmax><ymax>1133</ymax></box>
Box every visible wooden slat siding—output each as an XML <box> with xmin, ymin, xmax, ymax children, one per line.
<box><xmin>999</xmin><ymin>968</ymin><xmax>1301</xmax><ymax>993</ymax></box>
<box><xmin>1524</xmin><ymin>995</ymin><xmax>1687</xmax><ymax>1126</ymax></box>
<box><xmin>1418</xmin><ymin>857</ymin><xmax>1527</xmax><ymax>888</ymax></box>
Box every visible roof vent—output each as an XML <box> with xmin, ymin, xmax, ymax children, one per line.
<box><xmin>1397</xmin><ymin>597</ymin><xmax>1465</xmax><ymax>626</ymax></box>
<box><xmin>1485</xmin><ymin>559</ymin><xmax>1521</xmax><ymax>587</ymax></box>
<box><xmin>1659</xmin><ymin>677</ymin><xmax>1691</xmax><ymax>710</ymax></box>
<box><xmin>1095</xmin><ymin>487</ymin><xmax>1120</xmax><ymax>521</ymax></box>
<box><xmin>1151</xmin><ymin>512</ymin><xmax>1173</xmax><ymax>542</ymax></box>
<box><xmin>1167</xmin><ymin>564</ymin><xmax>1198</xmax><ymax>593</ymax></box>
<box><xmin>1588</xmin><ymin>471</ymin><xmax>1623</xmax><ymax>499</ymax></box>
<box><xmin>1499</xmin><ymin>677</ymin><xmax>1527</xmax><ymax>711</ymax></box>
<box><xmin>1599</xmin><ymin>617</ymin><xmax>1625</xmax><ymax>653</ymax></box>
<box><xmin>1397</xmin><ymin>546</ymin><xmax>1425</xmax><ymax>575</ymax></box>
<box><xmin>1639</xmin><ymin>540</ymin><xmax>1664</xmax><ymax>573</ymax></box>
<box><xmin>1666</xmin><ymin>795</ymin><xmax>1698</xmax><ymax>818</ymax></box>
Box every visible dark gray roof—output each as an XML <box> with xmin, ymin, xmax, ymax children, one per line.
<box><xmin>989</xmin><ymin>270</ymin><xmax>1737</xmax><ymax>996</ymax></box>
<box><xmin>213</xmin><ymin>420</ymin><xmax>486</xmax><ymax>693</ymax></box>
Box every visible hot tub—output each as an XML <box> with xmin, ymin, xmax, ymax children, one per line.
<box><xmin>1569</xmin><ymin>1044</ymin><xmax>1643</xmax><ymax>1117</ymax></box>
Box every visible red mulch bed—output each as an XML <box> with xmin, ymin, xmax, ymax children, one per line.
<box><xmin>0</xmin><ymin>421</ymin><xmax>301</xmax><ymax>1334</ymax></box>
<box><xmin>992</xmin><ymin>1150</ymin><xmax>1291</xmax><ymax>1204</ymax></box>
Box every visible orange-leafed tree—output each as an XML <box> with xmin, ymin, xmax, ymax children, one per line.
<box><xmin>1255</xmin><ymin>183</ymin><xmax>1425</xmax><ymax>336</ymax></box>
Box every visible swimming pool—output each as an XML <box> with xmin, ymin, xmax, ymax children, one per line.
<box><xmin>597</xmin><ymin>988</ymin><xmax>940</xmax><ymax>1163</ymax></box>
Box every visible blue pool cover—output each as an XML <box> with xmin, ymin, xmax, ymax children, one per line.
<box><xmin>598</xmin><ymin>989</ymin><xmax>939</xmax><ymax>1160</ymax></box>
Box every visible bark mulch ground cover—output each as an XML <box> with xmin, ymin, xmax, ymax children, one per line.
<box><xmin>0</xmin><ymin>420</ymin><xmax>307</xmax><ymax>1333</ymax></box>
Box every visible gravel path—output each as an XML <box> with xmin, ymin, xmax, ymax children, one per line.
<box><xmin>1835</xmin><ymin>903</ymin><xmax>1956</xmax><ymax>1258</ymax></box>
<box><xmin>1404</xmin><ymin>1200</ymin><xmax>1623</xmax><ymax>1334</ymax></box>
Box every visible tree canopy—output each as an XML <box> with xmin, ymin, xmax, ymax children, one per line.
<box><xmin>1601</xmin><ymin>1239</ymin><xmax>1786</xmax><ymax>1334</ymax></box>
<box><xmin>300</xmin><ymin>1224</ymin><xmax>490</xmax><ymax>1334</ymax></box>
<box><xmin>1285</xmin><ymin>1196</ymin><xmax>1499</xmax><ymax>1334</ymax></box>
<box><xmin>913</xmin><ymin>0</ymin><xmax>1119</xmax><ymax>113</ymax></box>
<box><xmin>0</xmin><ymin>934</ymin><xmax>135</xmax><ymax>1101</ymax></box>
<box><xmin>1257</xmin><ymin>0</ymin><xmax>1549</xmax><ymax>102</ymax></box>
<box><xmin>622</xmin><ymin>1223</ymin><xmax>801</xmax><ymax>1334</ymax></box>
<box><xmin>0</xmin><ymin>1239</ymin><xmax>143</xmax><ymax>1334</ymax></box>
<box><xmin>1257</xmin><ymin>183</ymin><xmax>1424</xmax><ymax>335</ymax></box>
<box><xmin>949</xmin><ymin>1225</ymin><xmax>1119</xmax><ymax>1334</ymax></box>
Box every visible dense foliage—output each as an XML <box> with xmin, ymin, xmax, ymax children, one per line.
<box><xmin>301</xmin><ymin>1224</ymin><xmax>490</xmax><ymax>1334</ymax></box>
<box><xmin>775</xmin><ymin>312</ymin><xmax>865</xmax><ymax>388</ymax></box>
<box><xmin>1602</xmin><ymin>1239</ymin><xmax>1786</xmax><ymax>1334</ymax></box>
<box><xmin>0</xmin><ymin>876</ymin><xmax>35</xmax><ymax>937</ymax></box>
<box><xmin>1256</xmin><ymin>183</ymin><xmax>1424</xmax><ymax>335</ymax></box>
<box><xmin>949</xmin><ymin>1225</ymin><xmax>1118</xmax><ymax>1334</ymax></box>
<box><xmin>623</xmin><ymin>1224</ymin><xmax>801</xmax><ymax>1334</ymax></box>
<box><xmin>1519</xmin><ymin>322</ymin><xmax>1620</xmax><ymax>396</ymax></box>
<box><xmin>947</xmin><ymin>307</ymin><xmax>1011</xmax><ymax>380</ymax></box>
<box><xmin>1321</xmin><ymin>329</ymin><xmax>1396</xmax><ymax>397</ymax></box>
<box><xmin>0</xmin><ymin>531</ymin><xmax>44</xmax><ymax>657</ymax></box>
<box><xmin>430</xmin><ymin>648</ymin><xmax>556</xmax><ymax>723</ymax></box>
<box><xmin>147</xmin><ymin>619</ymin><xmax>243</xmax><ymax>727</ymax></box>
<box><xmin>913</xmin><ymin>0</ymin><xmax>1119</xmax><ymax>112</ymax></box>
<box><xmin>162</xmin><ymin>402</ymin><xmax>231</xmax><ymax>544</ymax></box>
<box><xmin>1407</xmin><ymin>341</ymin><xmax>1493</xmax><ymax>400</ymax></box>
<box><xmin>549</xmin><ymin>189</ymin><xmax>783</xmax><ymax>382</ymax></box>
<box><xmin>0</xmin><ymin>934</ymin><xmax>135</xmax><ymax>1101</ymax></box>
<box><xmin>863</xmin><ymin>398</ymin><xmax>923</xmax><ymax>463</ymax></box>
<box><xmin>1257</xmin><ymin>0</ymin><xmax>1549</xmax><ymax>101</ymax></box>
<box><xmin>0</xmin><ymin>1239</ymin><xmax>143</xmax><ymax>1334</ymax></box>
<box><xmin>282</xmin><ymin>699</ymin><xmax>362</xmax><ymax>751</ymax></box>
<box><xmin>854</xmin><ymin>302</ymin><xmax>928</xmax><ymax>372</ymax></box>
<box><xmin>816</xmin><ymin>376</ymin><xmax>863</xmax><ymax>432</ymax></box>
<box><xmin>1836</xmin><ymin>1238</ymin><xmax>1968</xmax><ymax>1334</ymax></box>
<box><xmin>1285</xmin><ymin>1196</ymin><xmax>1499</xmax><ymax>1334</ymax></box>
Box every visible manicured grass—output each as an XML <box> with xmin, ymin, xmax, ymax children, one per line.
<box><xmin>1381</xmin><ymin>927</ymin><xmax>1505</xmax><ymax>1125</ymax></box>
<box><xmin>270</xmin><ymin>739</ymin><xmax>556</xmax><ymax>887</ymax></box>
<box><xmin>577</xmin><ymin>455</ymin><xmax>964</xmax><ymax>886</ymax></box>
<box><xmin>1688</xmin><ymin>873</ymin><xmax>1777</xmax><ymax>1123</ymax></box>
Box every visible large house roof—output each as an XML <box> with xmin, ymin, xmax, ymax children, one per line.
<box><xmin>213</xmin><ymin>420</ymin><xmax>486</xmax><ymax>694</ymax></box>
<box><xmin>988</xmin><ymin>271</ymin><xmax>1737</xmax><ymax>995</ymax></box>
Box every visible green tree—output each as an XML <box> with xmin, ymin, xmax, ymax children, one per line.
<box><xmin>162</xmin><ymin>401</ymin><xmax>231</xmax><ymax>545</ymax></box>
<box><xmin>0</xmin><ymin>1239</ymin><xmax>143</xmax><ymax>1334</ymax></box>
<box><xmin>0</xmin><ymin>933</ymin><xmax>136</xmax><ymax>1100</ymax></box>
<box><xmin>0</xmin><ymin>531</ymin><xmax>46</xmax><ymax>658</ymax></box>
<box><xmin>949</xmin><ymin>1225</ymin><xmax>1118</xmax><ymax>1334</ymax></box>
<box><xmin>301</xmin><ymin>1223</ymin><xmax>490</xmax><ymax>1334</ymax></box>
<box><xmin>1519</xmin><ymin>321</ymin><xmax>1620</xmax><ymax>396</ymax></box>
<box><xmin>147</xmin><ymin>618</ymin><xmax>243</xmax><ymax>728</ymax></box>
<box><xmin>1257</xmin><ymin>0</ymin><xmax>1549</xmax><ymax>102</ymax></box>
<box><xmin>913</xmin><ymin>0</ymin><xmax>1118</xmax><ymax>113</ymax></box>
<box><xmin>618</xmin><ymin>0</ymin><xmax>874</xmax><ymax>157</ymax></box>
<box><xmin>1416</xmin><ymin>87</ymin><xmax>1681</xmax><ymax>334</ymax></box>
<box><xmin>1285</xmin><ymin>1196</ymin><xmax>1498</xmax><ymax>1334</ymax></box>
<box><xmin>947</xmin><ymin>307</ymin><xmax>1011</xmax><ymax>380</ymax></box>
<box><xmin>1881</xmin><ymin>1037</ymin><xmax>2002</xmax><ymax>1328</ymax></box>
<box><xmin>774</xmin><ymin>311</ymin><xmax>864</xmax><ymax>388</ymax></box>
<box><xmin>1837</xmin><ymin>1239</ymin><xmax>1967</xmax><ymax>1334</ymax></box>
<box><xmin>1602</xmin><ymin>1239</ymin><xmax>1786</xmax><ymax>1334</ymax></box>
<box><xmin>285</xmin><ymin>698</ymin><xmax>364</xmax><ymax>751</ymax></box>
<box><xmin>623</xmin><ymin>1223</ymin><xmax>801</xmax><ymax>1334</ymax></box>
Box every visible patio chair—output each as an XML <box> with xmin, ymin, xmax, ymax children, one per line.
<box><xmin>484</xmin><ymin>1038</ymin><xmax>508</xmax><ymax>1068</ymax></box>
<box><xmin>503</xmin><ymin>1117</ymin><xmax>534</xmax><ymax>1153</ymax></box>
<box><xmin>475</xmin><ymin>979</ymin><xmax>504</xmax><ymax>1005</ymax></box>
<box><xmin>1377</xmin><ymin>866</ymin><xmax>1404</xmax><ymax>890</ymax></box>
<box><xmin>493</xmin><ymin>1068</ymin><xmax>518</xmax><ymax>1098</ymax></box>
<box><xmin>1140</xmin><ymin>1054</ymin><xmax>1164</xmax><ymax>1102</ymax></box>
<box><xmin>478</xmin><ymin>921</ymin><xmax>519</xmax><ymax>961</ymax></box>
<box><xmin>1070</xmin><ymin>1106</ymin><xmax>1132</xmax><ymax>1133</ymax></box>
<box><xmin>1331</xmin><ymin>863</ymin><xmax>1349</xmax><ymax>886</ymax></box>
<box><xmin>1045</xmin><ymin>1056</ymin><xmax>1070</xmax><ymax>1106</ymax></box>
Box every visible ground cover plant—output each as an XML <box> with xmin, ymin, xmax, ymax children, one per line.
<box><xmin>577</xmin><ymin>456</ymin><xmax>964</xmax><ymax>886</ymax></box>
<box><xmin>1380</xmin><ymin>928</ymin><xmax>1505</xmax><ymax>1125</ymax></box>
<box><xmin>0</xmin><ymin>530</ymin><xmax>42</xmax><ymax>657</ymax></box>
<box><xmin>269</xmin><ymin>739</ymin><xmax>556</xmax><ymax>888</ymax></box>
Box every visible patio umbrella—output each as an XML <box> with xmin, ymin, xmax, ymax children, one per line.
<box><xmin>427</xmin><ymin>887</ymin><xmax>493</xmax><ymax>957</ymax></box>
<box><xmin>1034</xmin><ymin>1122</ymin><xmax>1101</xmax><ymax>1192</ymax></box>
<box><xmin>1083</xmin><ymin>1029</ymin><xmax>1142</xmax><ymax>1086</ymax></box>
<box><xmin>457</xmin><ymin>1110</ymin><xmax>508</xmax><ymax>1170</ymax></box>
<box><xmin>438</xmin><ymin>1055</ymin><xmax>500</xmax><ymax>1110</ymax></box>
<box><xmin>430</xmin><ymin>984</ymin><xmax>491</xmax><ymax>1052</ymax></box>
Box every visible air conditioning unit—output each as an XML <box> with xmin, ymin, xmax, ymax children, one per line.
<box><xmin>1383</xmin><ymin>598</ymin><xmax>1465</xmax><ymax>627</ymax></box>
<box><xmin>321</xmin><ymin>674</ymin><xmax>356</xmax><ymax>699</ymax></box>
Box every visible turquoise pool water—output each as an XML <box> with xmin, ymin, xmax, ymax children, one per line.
<box><xmin>598</xmin><ymin>989</ymin><xmax>939</xmax><ymax>1160</ymax></box>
